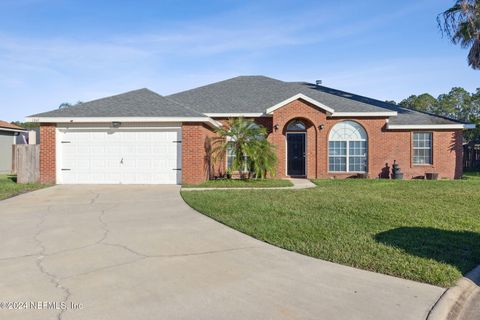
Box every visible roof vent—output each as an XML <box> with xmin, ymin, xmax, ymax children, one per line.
<box><xmin>315</xmin><ymin>80</ymin><xmax>322</xmax><ymax>86</ymax></box>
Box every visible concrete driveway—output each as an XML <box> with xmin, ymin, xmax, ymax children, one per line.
<box><xmin>0</xmin><ymin>185</ymin><xmax>443</xmax><ymax>320</ymax></box>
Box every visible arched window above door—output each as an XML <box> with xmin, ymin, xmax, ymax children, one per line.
<box><xmin>286</xmin><ymin>120</ymin><xmax>306</xmax><ymax>131</ymax></box>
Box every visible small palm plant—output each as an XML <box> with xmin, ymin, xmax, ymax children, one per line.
<box><xmin>245</xmin><ymin>139</ymin><xmax>277</xmax><ymax>179</ymax></box>
<box><xmin>211</xmin><ymin>118</ymin><xmax>277</xmax><ymax>179</ymax></box>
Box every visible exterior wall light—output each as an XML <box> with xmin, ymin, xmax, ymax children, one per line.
<box><xmin>112</xmin><ymin>121</ymin><xmax>122</xmax><ymax>128</ymax></box>
<box><xmin>318</xmin><ymin>124</ymin><xmax>325</xmax><ymax>130</ymax></box>
<box><xmin>274</xmin><ymin>124</ymin><xmax>279</xmax><ymax>131</ymax></box>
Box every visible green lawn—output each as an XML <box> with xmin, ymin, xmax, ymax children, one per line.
<box><xmin>464</xmin><ymin>171</ymin><xmax>480</xmax><ymax>179</ymax></box>
<box><xmin>182</xmin><ymin>179</ymin><xmax>293</xmax><ymax>188</ymax></box>
<box><xmin>0</xmin><ymin>175</ymin><xmax>47</xmax><ymax>200</ymax></box>
<box><xmin>181</xmin><ymin>178</ymin><xmax>480</xmax><ymax>287</ymax></box>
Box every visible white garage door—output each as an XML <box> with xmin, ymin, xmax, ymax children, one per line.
<box><xmin>58</xmin><ymin>128</ymin><xmax>182</xmax><ymax>184</ymax></box>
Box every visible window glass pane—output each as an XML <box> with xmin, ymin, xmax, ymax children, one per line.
<box><xmin>349</xmin><ymin>156</ymin><xmax>367</xmax><ymax>172</ymax></box>
<box><xmin>412</xmin><ymin>132</ymin><xmax>432</xmax><ymax>164</ymax></box>
<box><xmin>227</xmin><ymin>157</ymin><xmax>233</xmax><ymax>168</ymax></box>
<box><xmin>287</xmin><ymin>120</ymin><xmax>306</xmax><ymax>131</ymax></box>
<box><xmin>425</xmin><ymin>138</ymin><xmax>431</xmax><ymax>148</ymax></box>
<box><xmin>226</xmin><ymin>145</ymin><xmax>236</xmax><ymax>169</ymax></box>
<box><xmin>329</xmin><ymin>157</ymin><xmax>346</xmax><ymax>172</ymax></box>
<box><xmin>329</xmin><ymin>141</ymin><xmax>346</xmax><ymax>156</ymax></box>
<box><xmin>349</xmin><ymin>141</ymin><xmax>366</xmax><ymax>156</ymax></box>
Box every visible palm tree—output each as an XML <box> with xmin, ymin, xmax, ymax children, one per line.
<box><xmin>245</xmin><ymin>139</ymin><xmax>277</xmax><ymax>179</ymax></box>
<box><xmin>438</xmin><ymin>0</ymin><xmax>480</xmax><ymax>69</ymax></box>
<box><xmin>211</xmin><ymin>118</ymin><xmax>277</xmax><ymax>179</ymax></box>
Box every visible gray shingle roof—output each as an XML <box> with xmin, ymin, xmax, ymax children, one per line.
<box><xmin>167</xmin><ymin>76</ymin><xmax>462</xmax><ymax>125</ymax></box>
<box><xmin>29</xmin><ymin>76</ymin><xmax>465</xmax><ymax>126</ymax></box>
<box><xmin>296</xmin><ymin>83</ymin><xmax>461</xmax><ymax>125</ymax></box>
<box><xmin>167</xmin><ymin>76</ymin><xmax>389</xmax><ymax>113</ymax></box>
<box><xmin>29</xmin><ymin>88</ymin><xmax>205</xmax><ymax>118</ymax></box>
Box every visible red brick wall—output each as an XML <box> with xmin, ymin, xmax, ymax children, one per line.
<box><xmin>271</xmin><ymin>99</ymin><xmax>325</xmax><ymax>179</ymax></box>
<box><xmin>37</xmin><ymin>106</ymin><xmax>463</xmax><ymax>185</ymax></box>
<box><xmin>267</xmin><ymin>98</ymin><xmax>463</xmax><ymax>180</ymax></box>
<box><xmin>39</xmin><ymin>124</ymin><xmax>56</xmax><ymax>184</ymax></box>
<box><xmin>181</xmin><ymin>122</ymin><xmax>217</xmax><ymax>184</ymax></box>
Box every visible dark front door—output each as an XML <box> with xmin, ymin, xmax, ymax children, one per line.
<box><xmin>287</xmin><ymin>133</ymin><xmax>306</xmax><ymax>176</ymax></box>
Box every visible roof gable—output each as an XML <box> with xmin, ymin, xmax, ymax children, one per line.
<box><xmin>265</xmin><ymin>93</ymin><xmax>335</xmax><ymax>114</ymax></box>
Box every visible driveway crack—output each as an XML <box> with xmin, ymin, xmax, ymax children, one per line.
<box><xmin>149</xmin><ymin>245</ymin><xmax>260</xmax><ymax>258</ymax></box>
<box><xmin>60</xmin><ymin>245</ymin><xmax>259</xmax><ymax>281</ymax></box>
<box><xmin>0</xmin><ymin>253</ymin><xmax>41</xmax><ymax>261</ymax></box>
<box><xmin>100</xmin><ymin>242</ymin><xmax>149</xmax><ymax>258</ymax></box>
<box><xmin>33</xmin><ymin>206</ymin><xmax>72</xmax><ymax>320</ymax></box>
<box><xmin>89</xmin><ymin>192</ymin><xmax>100</xmax><ymax>205</ymax></box>
<box><xmin>42</xmin><ymin>203</ymin><xmax>119</xmax><ymax>258</ymax></box>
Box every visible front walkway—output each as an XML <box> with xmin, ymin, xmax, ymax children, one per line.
<box><xmin>0</xmin><ymin>185</ymin><xmax>442</xmax><ymax>320</ymax></box>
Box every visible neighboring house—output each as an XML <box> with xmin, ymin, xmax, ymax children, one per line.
<box><xmin>0</xmin><ymin>121</ymin><xmax>27</xmax><ymax>173</ymax></box>
<box><xmin>26</xmin><ymin>76</ymin><xmax>475</xmax><ymax>185</ymax></box>
<box><xmin>15</xmin><ymin>129</ymin><xmax>39</xmax><ymax>145</ymax></box>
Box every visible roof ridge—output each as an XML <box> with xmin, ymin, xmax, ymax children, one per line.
<box><xmin>144</xmin><ymin>88</ymin><xmax>207</xmax><ymax>117</ymax></box>
<box><xmin>301</xmin><ymin>82</ymin><xmax>399</xmax><ymax>108</ymax></box>
<box><xmin>28</xmin><ymin>88</ymin><xmax>167</xmax><ymax>118</ymax></box>
<box><xmin>28</xmin><ymin>87</ymin><xmax>206</xmax><ymax>118</ymax></box>
<box><xmin>167</xmin><ymin>75</ymin><xmax>283</xmax><ymax>98</ymax></box>
<box><xmin>297</xmin><ymin>83</ymin><xmax>464</xmax><ymax>124</ymax></box>
<box><xmin>162</xmin><ymin>96</ymin><xmax>207</xmax><ymax>117</ymax></box>
<box><xmin>309</xmin><ymin>84</ymin><xmax>463</xmax><ymax>123</ymax></box>
<box><xmin>394</xmin><ymin>105</ymin><xmax>466</xmax><ymax>124</ymax></box>
<box><xmin>39</xmin><ymin>88</ymin><xmax>153</xmax><ymax>114</ymax></box>
<box><xmin>76</xmin><ymin>88</ymin><xmax>152</xmax><ymax>105</ymax></box>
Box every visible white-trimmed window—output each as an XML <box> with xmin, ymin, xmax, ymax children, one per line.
<box><xmin>328</xmin><ymin>121</ymin><xmax>368</xmax><ymax>172</ymax></box>
<box><xmin>226</xmin><ymin>143</ymin><xmax>249</xmax><ymax>171</ymax></box>
<box><xmin>226</xmin><ymin>144</ymin><xmax>236</xmax><ymax>169</ymax></box>
<box><xmin>413</xmin><ymin>132</ymin><xmax>432</xmax><ymax>165</ymax></box>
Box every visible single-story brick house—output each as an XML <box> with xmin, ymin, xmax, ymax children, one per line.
<box><xmin>26</xmin><ymin>76</ymin><xmax>475</xmax><ymax>185</ymax></box>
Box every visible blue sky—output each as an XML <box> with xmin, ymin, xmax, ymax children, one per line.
<box><xmin>0</xmin><ymin>0</ymin><xmax>478</xmax><ymax>121</ymax></box>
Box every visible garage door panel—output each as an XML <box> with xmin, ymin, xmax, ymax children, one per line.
<box><xmin>59</xmin><ymin>128</ymin><xmax>181</xmax><ymax>184</ymax></box>
<box><xmin>135</xmin><ymin>159</ymin><xmax>152</xmax><ymax>169</ymax></box>
<box><xmin>90</xmin><ymin>159</ymin><xmax>107</xmax><ymax>169</ymax></box>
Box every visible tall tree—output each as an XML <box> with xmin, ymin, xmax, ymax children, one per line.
<box><xmin>398</xmin><ymin>87</ymin><xmax>480</xmax><ymax>142</ymax></box>
<box><xmin>465</xmin><ymin>88</ymin><xmax>480</xmax><ymax>141</ymax></box>
<box><xmin>399</xmin><ymin>93</ymin><xmax>437</xmax><ymax>113</ymax></box>
<box><xmin>436</xmin><ymin>87</ymin><xmax>472</xmax><ymax>119</ymax></box>
<box><xmin>438</xmin><ymin>0</ymin><xmax>480</xmax><ymax>70</ymax></box>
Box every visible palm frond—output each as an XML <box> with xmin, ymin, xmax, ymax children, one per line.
<box><xmin>468</xmin><ymin>38</ymin><xmax>480</xmax><ymax>69</ymax></box>
<box><xmin>211</xmin><ymin>117</ymin><xmax>277</xmax><ymax>179</ymax></box>
<box><xmin>438</xmin><ymin>0</ymin><xmax>480</xmax><ymax>69</ymax></box>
